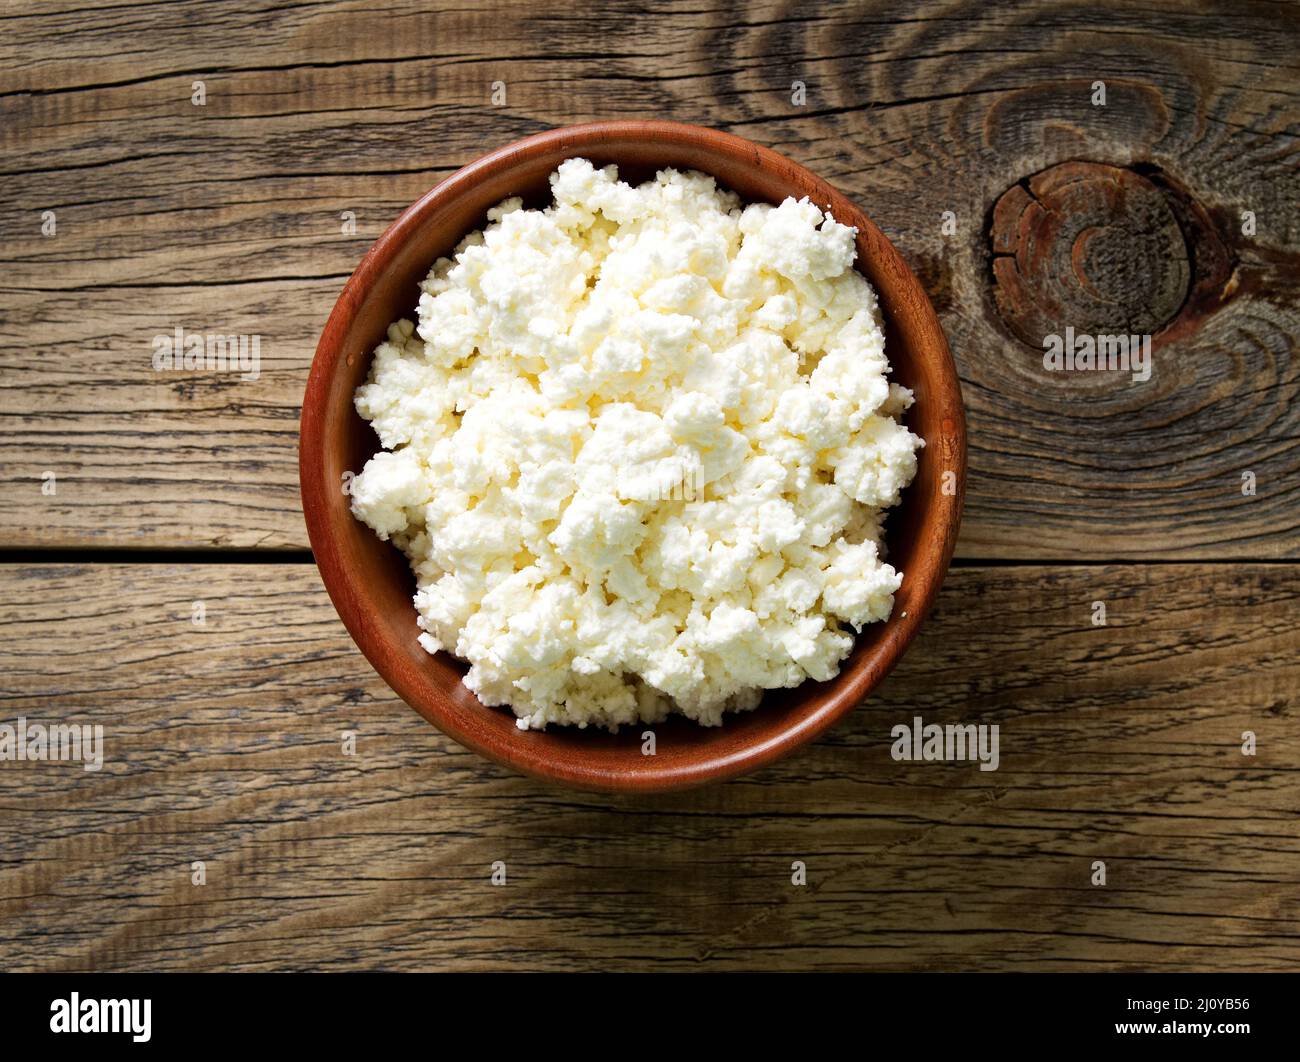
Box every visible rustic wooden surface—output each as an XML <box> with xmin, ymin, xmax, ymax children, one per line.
<box><xmin>2</xmin><ymin>563</ymin><xmax>1297</xmax><ymax>971</ymax></box>
<box><xmin>0</xmin><ymin>0</ymin><xmax>1297</xmax><ymax>971</ymax></box>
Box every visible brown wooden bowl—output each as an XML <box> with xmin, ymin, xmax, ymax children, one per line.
<box><xmin>300</xmin><ymin>120</ymin><xmax>966</xmax><ymax>793</ymax></box>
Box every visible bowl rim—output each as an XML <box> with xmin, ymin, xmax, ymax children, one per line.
<box><xmin>300</xmin><ymin>119</ymin><xmax>966</xmax><ymax>792</ymax></box>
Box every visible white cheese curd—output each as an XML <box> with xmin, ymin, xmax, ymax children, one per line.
<box><xmin>350</xmin><ymin>157</ymin><xmax>923</xmax><ymax>731</ymax></box>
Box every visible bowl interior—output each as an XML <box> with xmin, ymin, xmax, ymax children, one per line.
<box><xmin>302</xmin><ymin>122</ymin><xmax>965</xmax><ymax>792</ymax></box>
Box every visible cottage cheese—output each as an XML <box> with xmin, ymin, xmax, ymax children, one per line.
<box><xmin>350</xmin><ymin>158</ymin><xmax>922</xmax><ymax>730</ymax></box>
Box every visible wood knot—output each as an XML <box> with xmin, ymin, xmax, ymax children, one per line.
<box><xmin>989</xmin><ymin>162</ymin><xmax>1192</xmax><ymax>347</ymax></box>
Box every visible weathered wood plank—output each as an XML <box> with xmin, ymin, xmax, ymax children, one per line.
<box><xmin>1</xmin><ymin>0</ymin><xmax>1297</xmax><ymax>556</ymax></box>
<box><xmin>1</xmin><ymin>561</ymin><xmax>1295</xmax><ymax>971</ymax></box>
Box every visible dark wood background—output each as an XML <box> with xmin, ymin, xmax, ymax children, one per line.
<box><xmin>1</xmin><ymin>0</ymin><xmax>1297</xmax><ymax>971</ymax></box>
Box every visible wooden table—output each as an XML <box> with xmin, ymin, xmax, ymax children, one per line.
<box><xmin>2</xmin><ymin>0</ymin><xmax>1297</xmax><ymax>972</ymax></box>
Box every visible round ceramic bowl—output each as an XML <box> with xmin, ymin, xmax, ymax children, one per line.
<box><xmin>300</xmin><ymin>120</ymin><xmax>966</xmax><ymax>793</ymax></box>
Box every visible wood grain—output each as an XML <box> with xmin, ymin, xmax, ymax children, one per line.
<box><xmin>1</xmin><ymin>0</ymin><xmax>1297</xmax><ymax>557</ymax></box>
<box><xmin>1</xmin><ymin>561</ymin><xmax>1296</xmax><ymax>972</ymax></box>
